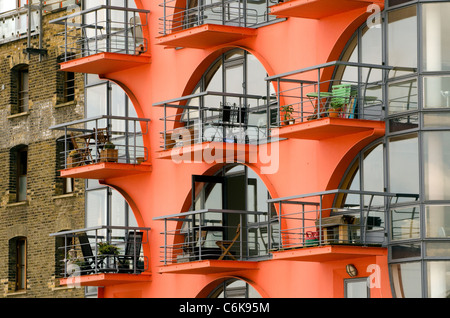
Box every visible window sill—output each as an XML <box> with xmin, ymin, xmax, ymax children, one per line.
<box><xmin>6</xmin><ymin>200</ymin><xmax>29</xmax><ymax>208</ymax></box>
<box><xmin>7</xmin><ymin>111</ymin><xmax>29</xmax><ymax>120</ymax></box>
<box><xmin>5</xmin><ymin>290</ymin><xmax>27</xmax><ymax>297</ymax></box>
<box><xmin>55</xmin><ymin>100</ymin><xmax>76</xmax><ymax>109</ymax></box>
<box><xmin>52</xmin><ymin>193</ymin><xmax>76</xmax><ymax>200</ymax></box>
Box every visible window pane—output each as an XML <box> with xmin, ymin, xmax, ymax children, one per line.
<box><xmin>422</xmin><ymin>3</ymin><xmax>450</xmax><ymax>72</ymax></box>
<box><xmin>86</xmin><ymin>84</ymin><xmax>107</xmax><ymax>129</ymax></box>
<box><xmin>391</xmin><ymin>206</ymin><xmax>420</xmax><ymax>240</ymax></box>
<box><xmin>391</xmin><ymin>262</ymin><xmax>422</xmax><ymax>298</ymax></box>
<box><xmin>391</xmin><ymin>243</ymin><xmax>421</xmax><ymax>259</ymax></box>
<box><xmin>388</xmin><ymin>78</ymin><xmax>418</xmax><ymax>114</ymax></box>
<box><xmin>427</xmin><ymin>261</ymin><xmax>450</xmax><ymax>298</ymax></box>
<box><xmin>423</xmin><ymin>112</ymin><xmax>450</xmax><ymax>128</ymax></box>
<box><xmin>86</xmin><ymin>189</ymin><xmax>107</xmax><ymax>228</ymax></box>
<box><xmin>423</xmin><ymin>131</ymin><xmax>450</xmax><ymax>200</ymax></box>
<box><xmin>363</xmin><ymin>144</ymin><xmax>384</xmax><ymax>193</ymax></box>
<box><xmin>345</xmin><ymin>279</ymin><xmax>369</xmax><ymax>298</ymax></box>
<box><xmin>388</xmin><ymin>134</ymin><xmax>419</xmax><ymax>196</ymax></box>
<box><xmin>388</xmin><ymin>6</ymin><xmax>417</xmax><ymax>72</ymax></box>
<box><xmin>0</xmin><ymin>1</ymin><xmax>16</xmax><ymax>12</ymax></box>
<box><xmin>425</xmin><ymin>205</ymin><xmax>450</xmax><ymax>238</ymax></box>
<box><xmin>426</xmin><ymin>242</ymin><xmax>450</xmax><ymax>257</ymax></box>
<box><xmin>389</xmin><ymin>114</ymin><xmax>418</xmax><ymax>132</ymax></box>
<box><xmin>424</xmin><ymin>76</ymin><xmax>450</xmax><ymax>108</ymax></box>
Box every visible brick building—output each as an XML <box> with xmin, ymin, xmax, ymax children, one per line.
<box><xmin>0</xmin><ymin>1</ymin><xmax>85</xmax><ymax>298</ymax></box>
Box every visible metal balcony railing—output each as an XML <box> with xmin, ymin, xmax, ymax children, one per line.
<box><xmin>154</xmin><ymin>209</ymin><xmax>274</xmax><ymax>265</ymax></box>
<box><xmin>50</xmin><ymin>5</ymin><xmax>150</xmax><ymax>61</ymax></box>
<box><xmin>51</xmin><ymin>226</ymin><xmax>151</xmax><ymax>278</ymax></box>
<box><xmin>159</xmin><ymin>0</ymin><xmax>279</xmax><ymax>35</ymax></box>
<box><xmin>153</xmin><ymin>91</ymin><xmax>276</xmax><ymax>150</ymax></box>
<box><xmin>265</xmin><ymin>61</ymin><xmax>397</xmax><ymax>126</ymax></box>
<box><xmin>267</xmin><ymin>189</ymin><xmax>418</xmax><ymax>250</ymax></box>
<box><xmin>50</xmin><ymin>115</ymin><xmax>150</xmax><ymax>169</ymax></box>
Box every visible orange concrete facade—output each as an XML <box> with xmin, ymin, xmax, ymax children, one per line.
<box><xmin>57</xmin><ymin>0</ymin><xmax>392</xmax><ymax>298</ymax></box>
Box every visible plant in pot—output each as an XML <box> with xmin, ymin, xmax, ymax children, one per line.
<box><xmin>98</xmin><ymin>242</ymin><xmax>120</xmax><ymax>256</ymax></box>
<box><xmin>281</xmin><ymin>105</ymin><xmax>295</xmax><ymax>125</ymax></box>
<box><xmin>67</xmin><ymin>150</ymin><xmax>81</xmax><ymax>168</ymax></box>
<box><xmin>100</xmin><ymin>141</ymin><xmax>118</xmax><ymax>162</ymax></box>
<box><xmin>328</xmin><ymin>99</ymin><xmax>343</xmax><ymax>118</ymax></box>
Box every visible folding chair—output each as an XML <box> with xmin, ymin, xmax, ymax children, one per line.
<box><xmin>216</xmin><ymin>224</ymin><xmax>241</xmax><ymax>260</ymax></box>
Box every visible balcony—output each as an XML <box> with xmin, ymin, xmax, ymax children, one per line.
<box><xmin>153</xmin><ymin>209</ymin><xmax>273</xmax><ymax>274</ymax></box>
<box><xmin>269</xmin><ymin>0</ymin><xmax>384</xmax><ymax>19</ymax></box>
<box><xmin>50</xmin><ymin>5</ymin><xmax>150</xmax><ymax>74</ymax></box>
<box><xmin>268</xmin><ymin>189</ymin><xmax>415</xmax><ymax>262</ymax></box>
<box><xmin>157</xmin><ymin>0</ymin><xmax>265</xmax><ymax>48</ymax></box>
<box><xmin>266</xmin><ymin>61</ymin><xmax>392</xmax><ymax>140</ymax></box>
<box><xmin>51</xmin><ymin>115</ymin><xmax>151</xmax><ymax>180</ymax></box>
<box><xmin>153</xmin><ymin>91</ymin><xmax>273</xmax><ymax>162</ymax></box>
<box><xmin>50</xmin><ymin>226</ymin><xmax>151</xmax><ymax>287</ymax></box>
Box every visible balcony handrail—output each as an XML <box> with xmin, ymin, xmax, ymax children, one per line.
<box><xmin>268</xmin><ymin>189</ymin><xmax>419</xmax><ymax>249</ymax></box>
<box><xmin>49</xmin><ymin>5</ymin><xmax>150</xmax><ymax>25</ymax></box>
<box><xmin>154</xmin><ymin>90</ymin><xmax>273</xmax><ymax>149</ymax></box>
<box><xmin>265</xmin><ymin>60</ymin><xmax>394</xmax><ymax>82</ymax></box>
<box><xmin>153</xmin><ymin>208</ymin><xmax>267</xmax><ymax>221</ymax></box>
<box><xmin>154</xmin><ymin>208</ymin><xmax>272</xmax><ymax>264</ymax></box>
<box><xmin>159</xmin><ymin>0</ymin><xmax>263</xmax><ymax>35</ymax></box>
<box><xmin>50</xmin><ymin>5</ymin><xmax>150</xmax><ymax>61</ymax></box>
<box><xmin>267</xmin><ymin>188</ymin><xmax>398</xmax><ymax>203</ymax></box>
<box><xmin>50</xmin><ymin>225</ymin><xmax>151</xmax><ymax>237</ymax></box>
<box><xmin>49</xmin><ymin>114</ymin><xmax>151</xmax><ymax>131</ymax></box>
<box><xmin>51</xmin><ymin>115</ymin><xmax>150</xmax><ymax>168</ymax></box>
<box><xmin>153</xmin><ymin>90</ymin><xmax>267</xmax><ymax>108</ymax></box>
<box><xmin>51</xmin><ymin>225</ymin><xmax>151</xmax><ymax>277</ymax></box>
<box><xmin>264</xmin><ymin>60</ymin><xmax>406</xmax><ymax>125</ymax></box>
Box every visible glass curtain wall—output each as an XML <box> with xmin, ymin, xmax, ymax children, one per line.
<box><xmin>82</xmin><ymin>0</ymin><xmax>139</xmax><ymax>297</ymax></box>
<box><xmin>182</xmin><ymin>49</ymin><xmax>274</xmax><ymax>144</ymax></box>
<box><xmin>189</xmin><ymin>164</ymin><xmax>277</xmax><ymax>259</ymax></box>
<box><xmin>337</xmin><ymin>0</ymin><xmax>450</xmax><ymax>298</ymax></box>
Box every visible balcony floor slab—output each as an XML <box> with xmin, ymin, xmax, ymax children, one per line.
<box><xmin>60</xmin><ymin>273</ymin><xmax>152</xmax><ymax>287</ymax></box>
<box><xmin>271</xmin><ymin>245</ymin><xmax>387</xmax><ymax>262</ymax></box>
<box><xmin>270</xmin><ymin>0</ymin><xmax>384</xmax><ymax>19</ymax></box>
<box><xmin>156</xmin><ymin>141</ymin><xmax>257</xmax><ymax>162</ymax></box>
<box><xmin>59</xmin><ymin>52</ymin><xmax>150</xmax><ymax>75</ymax></box>
<box><xmin>156</xmin><ymin>24</ymin><xmax>257</xmax><ymax>49</ymax></box>
<box><xmin>274</xmin><ymin>117</ymin><xmax>385</xmax><ymax>140</ymax></box>
<box><xmin>60</xmin><ymin>162</ymin><xmax>152</xmax><ymax>180</ymax></box>
<box><xmin>158</xmin><ymin>260</ymin><xmax>259</xmax><ymax>274</ymax></box>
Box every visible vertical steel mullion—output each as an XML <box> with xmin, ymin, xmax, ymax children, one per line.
<box><xmin>198</xmin><ymin>213</ymin><xmax>203</xmax><ymax>260</ymax></box>
<box><xmin>64</xmin><ymin>127</ymin><xmax>68</xmax><ymax>169</ymax></box>
<box><xmin>94</xmin><ymin>229</ymin><xmax>98</xmax><ymax>274</ymax></box>
<box><xmin>64</xmin><ymin>19</ymin><xmax>68</xmax><ymax>61</ymax></box>
<box><xmin>132</xmin><ymin>229</ymin><xmax>137</xmax><ymax>274</ymax></box>
<box><xmin>318</xmin><ymin>195</ymin><xmax>323</xmax><ymax>245</ymax></box>
<box><xmin>164</xmin><ymin>104</ymin><xmax>167</xmax><ymax>150</ymax></box>
<box><xmin>317</xmin><ymin>68</ymin><xmax>321</xmax><ymax>117</ymax></box>
<box><xmin>64</xmin><ymin>235</ymin><xmax>68</xmax><ymax>277</ymax></box>
<box><xmin>278</xmin><ymin>201</ymin><xmax>282</xmax><ymax>249</ymax></box>
<box><xmin>124</xmin><ymin>7</ymin><xmax>129</xmax><ymax>54</ymax></box>
<box><xmin>164</xmin><ymin>219</ymin><xmax>167</xmax><ymax>265</ymax></box>
<box><xmin>240</xmin><ymin>213</ymin><xmax>243</xmax><ymax>260</ymax></box>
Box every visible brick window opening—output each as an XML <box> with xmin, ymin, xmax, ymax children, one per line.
<box><xmin>9</xmin><ymin>145</ymin><xmax>28</xmax><ymax>202</ymax></box>
<box><xmin>8</xmin><ymin>237</ymin><xmax>27</xmax><ymax>292</ymax></box>
<box><xmin>10</xmin><ymin>64</ymin><xmax>29</xmax><ymax>114</ymax></box>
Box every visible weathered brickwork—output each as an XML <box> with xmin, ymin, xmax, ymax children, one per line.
<box><xmin>0</xmin><ymin>8</ymin><xmax>86</xmax><ymax>298</ymax></box>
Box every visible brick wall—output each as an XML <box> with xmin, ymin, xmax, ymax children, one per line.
<box><xmin>0</xmin><ymin>7</ymin><xmax>86</xmax><ymax>298</ymax></box>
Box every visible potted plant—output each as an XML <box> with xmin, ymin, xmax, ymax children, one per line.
<box><xmin>281</xmin><ymin>105</ymin><xmax>295</xmax><ymax>125</ymax></box>
<box><xmin>328</xmin><ymin>99</ymin><xmax>343</xmax><ymax>118</ymax></box>
<box><xmin>67</xmin><ymin>150</ymin><xmax>81</xmax><ymax>168</ymax></box>
<box><xmin>100</xmin><ymin>141</ymin><xmax>118</xmax><ymax>162</ymax></box>
<box><xmin>98</xmin><ymin>242</ymin><xmax>119</xmax><ymax>255</ymax></box>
